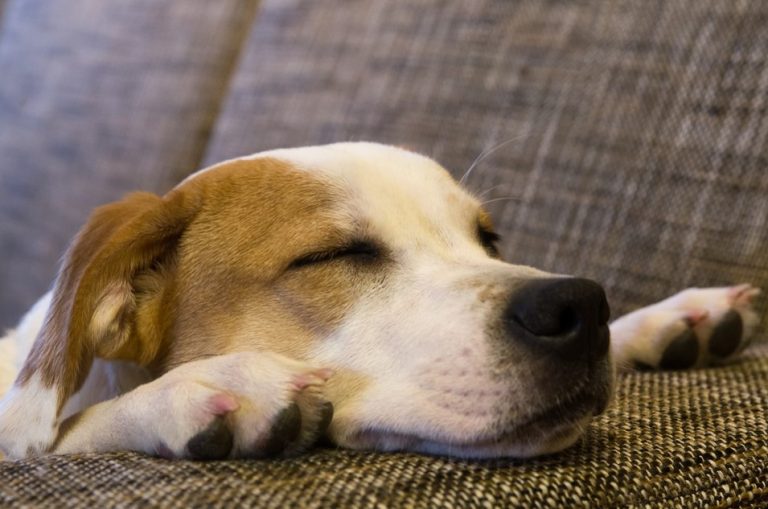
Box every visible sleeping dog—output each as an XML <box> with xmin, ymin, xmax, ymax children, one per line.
<box><xmin>0</xmin><ymin>143</ymin><xmax>760</xmax><ymax>460</ymax></box>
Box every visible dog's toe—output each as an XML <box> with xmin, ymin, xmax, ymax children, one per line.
<box><xmin>659</xmin><ymin>329</ymin><xmax>699</xmax><ymax>370</ymax></box>
<box><xmin>273</xmin><ymin>395</ymin><xmax>335</xmax><ymax>457</ymax></box>
<box><xmin>708</xmin><ymin>310</ymin><xmax>743</xmax><ymax>358</ymax></box>
<box><xmin>187</xmin><ymin>415</ymin><xmax>234</xmax><ymax>460</ymax></box>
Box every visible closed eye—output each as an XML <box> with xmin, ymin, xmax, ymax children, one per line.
<box><xmin>289</xmin><ymin>240</ymin><xmax>381</xmax><ymax>269</ymax></box>
<box><xmin>478</xmin><ymin>227</ymin><xmax>501</xmax><ymax>257</ymax></box>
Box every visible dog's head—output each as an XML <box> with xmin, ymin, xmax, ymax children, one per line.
<box><xmin>44</xmin><ymin>142</ymin><xmax>613</xmax><ymax>458</ymax></box>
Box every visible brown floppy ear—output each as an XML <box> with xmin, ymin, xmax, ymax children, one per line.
<box><xmin>17</xmin><ymin>188</ymin><xmax>201</xmax><ymax>413</ymax></box>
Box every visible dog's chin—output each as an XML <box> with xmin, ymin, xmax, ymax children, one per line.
<box><xmin>332</xmin><ymin>384</ymin><xmax>609</xmax><ymax>459</ymax></box>
<box><xmin>344</xmin><ymin>415</ymin><xmax>591</xmax><ymax>459</ymax></box>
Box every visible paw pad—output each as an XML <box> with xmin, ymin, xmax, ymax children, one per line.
<box><xmin>263</xmin><ymin>403</ymin><xmax>303</xmax><ymax>456</ymax></box>
<box><xmin>658</xmin><ymin>329</ymin><xmax>699</xmax><ymax>370</ymax></box>
<box><xmin>708</xmin><ymin>310</ymin><xmax>743</xmax><ymax>358</ymax></box>
<box><xmin>187</xmin><ymin>415</ymin><xmax>233</xmax><ymax>460</ymax></box>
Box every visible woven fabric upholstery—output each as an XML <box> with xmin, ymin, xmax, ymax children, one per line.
<box><xmin>1</xmin><ymin>0</ymin><xmax>767</xmax><ymax>508</ymax></box>
<box><xmin>206</xmin><ymin>0</ymin><xmax>768</xmax><ymax>322</ymax></box>
<box><xmin>0</xmin><ymin>0</ymin><xmax>259</xmax><ymax>328</ymax></box>
<box><xmin>2</xmin><ymin>343</ymin><xmax>766</xmax><ymax>508</ymax></box>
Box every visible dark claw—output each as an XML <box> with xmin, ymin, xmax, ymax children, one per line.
<box><xmin>708</xmin><ymin>310</ymin><xmax>743</xmax><ymax>358</ymax></box>
<box><xmin>659</xmin><ymin>328</ymin><xmax>699</xmax><ymax>370</ymax></box>
<box><xmin>263</xmin><ymin>403</ymin><xmax>302</xmax><ymax>456</ymax></box>
<box><xmin>187</xmin><ymin>415</ymin><xmax>233</xmax><ymax>460</ymax></box>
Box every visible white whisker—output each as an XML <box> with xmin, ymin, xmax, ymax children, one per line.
<box><xmin>475</xmin><ymin>184</ymin><xmax>505</xmax><ymax>200</ymax></box>
<box><xmin>459</xmin><ymin>133</ymin><xmax>531</xmax><ymax>186</ymax></box>
<box><xmin>481</xmin><ymin>196</ymin><xmax>520</xmax><ymax>206</ymax></box>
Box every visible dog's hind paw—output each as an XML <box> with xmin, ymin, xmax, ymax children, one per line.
<box><xmin>610</xmin><ymin>284</ymin><xmax>761</xmax><ymax>371</ymax></box>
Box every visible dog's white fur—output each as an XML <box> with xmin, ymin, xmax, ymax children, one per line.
<box><xmin>0</xmin><ymin>142</ymin><xmax>761</xmax><ymax>460</ymax></box>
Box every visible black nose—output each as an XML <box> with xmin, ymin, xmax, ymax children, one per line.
<box><xmin>504</xmin><ymin>277</ymin><xmax>610</xmax><ymax>360</ymax></box>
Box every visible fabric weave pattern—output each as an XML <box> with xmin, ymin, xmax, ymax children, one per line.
<box><xmin>207</xmin><ymin>0</ymin><xmax>768</xmax><ymax>322</ymax></box>
<box><xmin>2</xmin><ymin>343</ymin><xmax>766</xmax><ymax>508</ymax></box>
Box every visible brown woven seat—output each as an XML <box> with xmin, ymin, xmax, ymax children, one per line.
<box><xmin>2</xmin><ymin>344</ymin><xmax>766</xmax><ymax>507</ymax></box>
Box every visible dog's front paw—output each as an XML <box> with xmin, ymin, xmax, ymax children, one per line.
<box><xmin>128</xmin><ymin>352</ymin><xmax>334</xmax><ymax>460</ymax></box>
<box><xmin>610</xmin><ymin>284</ymin><xmax>761</xmax><ymax>371</ymax></box>
<box><xmin>0</xmin><ymin>375</ymin><xmax>60</xmax><ymax>459</ymax></box>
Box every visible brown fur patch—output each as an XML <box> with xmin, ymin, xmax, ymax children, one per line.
<box><xmin>17</xmin><ymin>156</ymin><xmax>389</xmax><ymax>415</ymax></box>
<box><xmin>159</xmin><ymin>159</ymin><xmax>387</xmax><ymax>369</ymax></box>
<box><xmin>477</xmin><ymin>209</ymin><xmax>495</xmax><ymax>233</ymax></box>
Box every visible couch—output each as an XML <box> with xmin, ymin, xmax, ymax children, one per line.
<box><xmin>1</xmin><ymin>1</ymin><xmax>766</xmax><ymax>507</ymax></box>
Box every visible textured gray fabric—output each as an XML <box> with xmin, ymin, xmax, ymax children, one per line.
<box><xmin>206</xmin><ymin>0</ymin><xmax>768</xmax><ymax>324</ymax></box>
<box><xmin>0</xmin><ymin>0</ymin><xmax>259</xmax><ymax>328</ymax></box>
<box><xmin>2</xmin><ymin>342</ymin><xmax>766</xmax><ymax>508</ymax></box>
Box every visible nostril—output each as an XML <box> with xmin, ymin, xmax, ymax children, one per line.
<box><xmin>512</xmin><ymin>306</ymin><xmax>579</xmax><ymax>337</ymax></box>
<box><xmin>558</xmin><ymin>306</ymin><xmax>580</xmax><ymax>335</ymax></box>
<box><xmin>510</xmin><ymin>313</ymin><xmax>526</xmax><ymax>331</ymax></box>
<box><xmin>513</xmin><ymin>306</ymin><xmax>580</xmax><ymax>337</ymax></box>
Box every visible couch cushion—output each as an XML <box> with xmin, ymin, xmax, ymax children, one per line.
<box><xmin>205</xmin><ymin>0</ymin><xmax>768</xmax><ymax>323</ymax></box>
<box><xmin>0</xmin><ymin>0</ymin><xmax>259</xmax><ymax>328</ymax></box>
<box><xmin>2</xmin><ymin>342</ymin><xmax>766</xmax><ymax>507</ymax></box>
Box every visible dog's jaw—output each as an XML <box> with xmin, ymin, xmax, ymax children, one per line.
<box><xmin>342</xmin><ymin>415</ymin><xmax>590</xmax><ymax>459</ymax></box>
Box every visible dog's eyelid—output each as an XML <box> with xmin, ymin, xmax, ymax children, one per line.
<box><xmin>480</xmin><ymin>229</ymin><xmax>500</xmax><ymax>242</ymax></box>
<box><xmin>477</xmin><ymin>223</ymin><xmax>501</xmax><ymax>242</ymax></box>
<box><xmin>289</xmin><ymin>239</ymin><xmax>381</xmax><ymax>269</ymax></box>
<box><xmin>477</xmin><ymin>224</ymin><xmax>501</xmax><ymax>257</ymax></box>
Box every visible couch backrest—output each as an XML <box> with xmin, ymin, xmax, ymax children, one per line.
<box><xmin>0</xmin><ymin>0</ymin><xmax>258</xmax><ymax>326</ymax></box>
<box><xmin>1</xmin><ymin>0</ymin><xmax>767</xmax><ymax>328</ymax></box>
<box><xmin>205</xmin><ymin>0</ymin><xmax>768</xmax><ymax>323</ymax></box>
